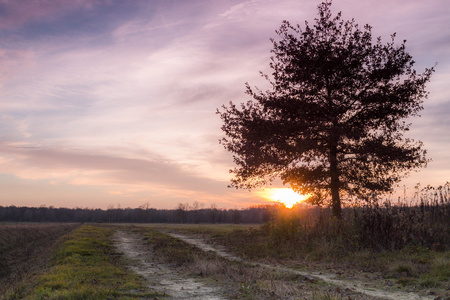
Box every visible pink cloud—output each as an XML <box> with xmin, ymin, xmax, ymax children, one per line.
<box><xmin>0</xmin><ymin>142</ymin><xmax>228</xmax><ymax>194</ymax></box>
<box><xmin>0</xmin><ymin>48</ymin><xmax>35</xmax><ymax>84</ymax></box>
<box><xmin>0</xmin><ymin>142</ymin><xmax>264</xmax><ymax>209</ymax></box>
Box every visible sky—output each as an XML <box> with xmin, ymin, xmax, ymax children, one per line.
<box><xmin>0</xmin><ymin>0</ymin><xmax>449</xmax><ymax>210</ymax></box>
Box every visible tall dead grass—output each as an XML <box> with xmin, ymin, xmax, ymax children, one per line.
<box><xmin>266</xmin><ymin>182</ymin><xmax>449</xmax><ymax>253</ymax></box>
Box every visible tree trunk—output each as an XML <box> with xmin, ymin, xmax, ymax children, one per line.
<box><xmin>326</xmin><ymin>82</ymin><xmax>342</xmax><ymax>219</ymax></box>
<box><xmin>329</xmin><ymin>133</ymin><xmax>342</xmax><ymax>219</ymax></box>
<box><xmin>330</xmin><ymin>155</ymin><xmax>342</xmax><ymax>218</ymax></box>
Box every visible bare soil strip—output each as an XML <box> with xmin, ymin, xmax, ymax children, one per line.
<box><xmin>166</xmin><ymin>232</ymin><xmax>434</xmax><ymax>300</ymax></box>
<box><xmin>113</xmin><ymin>230</ymin><xmax>226</xmax><ymax>300</ymax></box>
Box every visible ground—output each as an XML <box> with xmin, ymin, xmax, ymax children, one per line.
<box><xmin>1</xmin><ymin>223</ymin><xmax>447</xmax><ymax>299</ymax></box>
<box><xmin>113</xmin><ymin>224</ymin><xmax>443</xmax><ymax>299</ymax></box>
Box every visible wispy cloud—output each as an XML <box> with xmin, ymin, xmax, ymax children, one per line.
<box><xmin>0</xmin><ymin>142</ymin><xmax>259</xmax><ymax>208</ymax></box>
<box><xmin>0</xmin><ymin>143</ymin><xmax>214</xmax><ymax>188</ymax></box>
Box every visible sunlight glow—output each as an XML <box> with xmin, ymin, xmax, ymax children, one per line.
<box><xmin>266</xmin><ymin>188</ymin><xmax>308</xmax><ymax>208</ymax></box>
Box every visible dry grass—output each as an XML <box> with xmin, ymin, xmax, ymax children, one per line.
<box><xmin>198</xmin><ymin>184</ymin><xmax>449</xmax><ymax>298</ymax></box>
<box><xmin>142</xmin><ymin>183</ymin><xmax>449</xmax><ymax>298</ymax></box>
<box><xmin>135</xmin><ymin>226</ymin><xmax>366</xmax><ymax>300</ymax></box>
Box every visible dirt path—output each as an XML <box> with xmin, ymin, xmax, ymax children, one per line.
<box><xmin>166</xmin><ymin>232</ymin><xmax>434</xmax><ymax>300</ymax></box>
<box><xmin>113</xmin><ymin>230</ymin><xmax>226</xmax><ymax>299</ymax></box>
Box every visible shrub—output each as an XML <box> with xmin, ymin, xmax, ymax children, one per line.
<box><xmin>265</xmin><ymin>183</ymin><xmax>449</xmax><ymax>253</ymax></box>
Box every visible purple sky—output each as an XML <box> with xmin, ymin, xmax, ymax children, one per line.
<box><xmin>0</xmin><ymin>0</ymin><xmax>449</xmax><ymax>209</ymax></box>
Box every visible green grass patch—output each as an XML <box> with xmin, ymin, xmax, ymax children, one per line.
<box><xmin>20</xmin><ymin>225</ymin><xmax>157</xmax><ymax>300</ymax></box>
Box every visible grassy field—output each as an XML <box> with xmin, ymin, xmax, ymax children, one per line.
<box><xmin>1</xmin><ymin>187</ymin><xmax>448</xmax><ymax>300</ymax></box>
<box><xmin>199</xmin><ymin>224</ymin><xmax>448</xmax><ymax>289</ymax></box>
<box><xmin>1</xmin><ymin>224</ymin><xmax>160</xmax><ymax>300</ymax></box>
<box><xmin>128</xmin><ymin>223</ymin><xmax>449</xmax><ymax>299</ymax></box>
<box><xmin>0</xmin><ymin>223</ymin><xmax>79</xmax><ymax>298</ymax></box>
<box><xmin>123</xmin><ymin>224</ymin><xmax>346</xmax><ymax>299</ymax></box>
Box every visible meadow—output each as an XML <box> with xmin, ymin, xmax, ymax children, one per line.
<box><xmin>0</xmin><ymin>184</ymin><xmax>448</xmax><ymax>299</ymax></box>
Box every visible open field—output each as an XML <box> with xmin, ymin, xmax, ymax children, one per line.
<box><xmin>150</xmin><ymin>223</ymin><xmax>449</xmax><ymax>299</ymax></box>
<box><xmin>1</xmin><ymin>219</ymin><xmax>448</xmax><ymax>299</ymax></box>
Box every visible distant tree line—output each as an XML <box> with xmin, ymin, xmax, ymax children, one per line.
<box><xmin>0</xmin><ymin>204</ymin><xmax>274</xmax><ymax>224</ymax></box>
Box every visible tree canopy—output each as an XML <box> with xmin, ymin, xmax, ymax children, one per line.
<box><xmin>217</xmin><ymin>1</ymin><xmax>434</xmax><ymax>218</ymax></box>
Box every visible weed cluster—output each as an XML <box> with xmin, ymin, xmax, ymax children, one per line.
<box><xmin>353</xmin><ymin>182</ymin><xmax>449</xmax><ymax>250</ymax></box>
<box><xmin>265</xmin><ymin>182</ymin><xmax>449</xmax><ymax>253</ymax></box>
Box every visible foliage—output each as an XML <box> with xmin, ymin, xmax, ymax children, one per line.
<box><xmin>217</xmin><ymin>0</ymin><xmax>434</xmax><ymax>217</ymax></box>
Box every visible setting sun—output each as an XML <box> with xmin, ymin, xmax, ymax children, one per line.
<box><xmin>265</xmin><ymin>188</ymin><xmax>308</xmax><ymax>208</ymax></box>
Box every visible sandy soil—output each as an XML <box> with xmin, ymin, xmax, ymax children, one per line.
<box><xmin>113</xmin><ymin>230</ymin><xmax>226</xmax><ymax>299</ymax></box>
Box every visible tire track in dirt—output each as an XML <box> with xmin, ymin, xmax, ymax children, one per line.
<box><xmin>166</xmin><ymin>232</ymin><xmax>434</xmax><ymax>300</ymax></box>
<box><xmin>113</xmin><ymin>231</ymin><xmax>226</xmax><ymax>300</ymax></box>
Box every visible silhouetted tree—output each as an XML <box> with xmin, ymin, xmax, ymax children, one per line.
<box><xmin>218</xmin><ymin>1</ymin><xmax>434</xmax><ymax>218</ymax></box>
<box><xmin>176</xmin><ymin>202</ymin><xmax>190</xmax><ymax>223</ymax></box>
